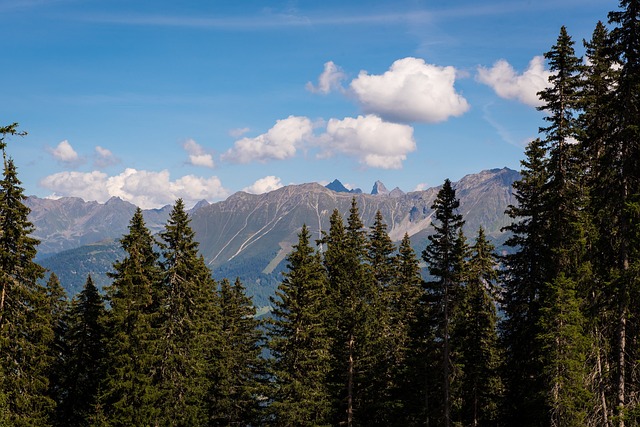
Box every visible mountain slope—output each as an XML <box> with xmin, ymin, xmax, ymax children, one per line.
<box><xmin>32</xmin><ymin>168</ymin><xmax>520</xmax><ymax>306</ymax></box>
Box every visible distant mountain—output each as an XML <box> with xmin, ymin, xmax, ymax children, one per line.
<box><xmin>325</xmin><ymin>179</ymin><xmax>362</xmax><ymax>194</ymax></box>
<box><xmin>371</xmin><ymin>180</ymin><xmax>389</xmax><ymax>195</ymax></box>
<box><xmin>31</xmin><ymin>168</ymin><xmax>520</xmax><ymax>307</ymax></box>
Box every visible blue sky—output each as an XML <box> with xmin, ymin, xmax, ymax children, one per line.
<box><xmin>1</xmin><ymin>0</ymin><xmax>614</xmax><ymax>208</ymax></box>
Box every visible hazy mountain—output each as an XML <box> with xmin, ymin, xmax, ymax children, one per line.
<box><xmin>32</xmin><ymin>168</ymin><xmax>520</xmax><ymax>307</ymax></box>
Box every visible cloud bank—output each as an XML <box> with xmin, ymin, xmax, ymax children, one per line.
<box><xmin>40</xmin><ymin>168</ymin><xmax>228</xmax><ymax>209</ymax></box>
<box><xmin>476</xmin><ymin>56</ymin><xmax>551</xmax><ymax>107</ymax></box>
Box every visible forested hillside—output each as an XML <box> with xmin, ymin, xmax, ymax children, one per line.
<box><xmin>1</xmin><ymin>1</ymin><xmax>640</xmax><ymax>425</ymax></box>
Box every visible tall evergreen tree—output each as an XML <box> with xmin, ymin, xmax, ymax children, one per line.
<box><xmin>365</xmin><ymin>210</ymin><xmax>398</xmax><ymax>424</ymax></box>
<box><xmin>57</xmin><ymin>275</ymin><xmax>106</xmax><ymax>427</ymax></box>
<box><xmin>209</xmin><ymin>277</ymin><xmax>263</xmax><ymax>426</ymax></box>
<box><xmin>595</xmin><ymin>3</ymin><xmax>640</xmax><ymax>423</ymax></box>
<box><xmin>268</xmin><ymin>224</ymin><xmax>332</xmax><ymax>426</ymax></box>
<box><xmin>321</xmin><ymin>200</ymin><xmax>379</xmax><ymax>427</ymax></box>
<box><xmin>155</xmin><ymin>199</ymin><xmax>220</xmax><ymax>426</ymax></box>
<box><xmin>421</xmin><ymin>179</ymin><xmax>466</xmax><ymax>427</ymax></box>
<box><xmin>536</xmin><ymin>26</ymin><xmax>593</xmax><ymax>426</ymax></box>
<box><xmin>0</xmin><ymin>123</ymin><xmax>54</xmax><ymax>426</ymax></box>
<box><xmin>390</xmin><ymin>233</ymin><xmax>424</xmax><ymax>424</ymax></box>
<box><xmin>100</xmin><ymin>208</ymin><xmax>162</xmax><ymax>426</ymax></box>
<box><xmin>44</xmin><ymin>273</ymin><xmax>69</xmax><ymax>426</ymax></box>
<box><xmin>456</xmin><ymin>227</ymin><xmax>502</xmax><ymax>427</ymax></box>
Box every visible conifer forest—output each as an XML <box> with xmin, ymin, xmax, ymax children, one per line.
<box><xmin>2</xmin><ymin>2</ymin><xmax>640</xmax><ymax>426</ymax></box>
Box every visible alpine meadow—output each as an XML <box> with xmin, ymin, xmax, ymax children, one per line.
<box><xmin>3</xmin><ymin>2</ymin><xmax>640</xmax><ymax>426</ymax></box>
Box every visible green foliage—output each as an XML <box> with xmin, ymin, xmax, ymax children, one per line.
<box><xmin>268</xmin><ymin>224</ymin><xmax>332</xmax><ymax>426</ymax></box>
<box><xmin>154</xmin><ymin>199</ymin><xmax>220</xmax><ymax>426</ymax></box>
<box><xmin>0</xmin><ymin>124</ymin><xmax>54</xmax><ymax>426</ymax></box>
<box><xmin>56</xmin><ymin>275</ymin><xmax>106</xmax><ymax>426</ymax></box>
<box><xmin>209</xmin><ymin>278</ymin><xmax>263</xmax><ymax>426</ymax></box>
<box><xmin>100</xmin><ymin>208</ymin><xmax>162</xmax><ymax>426</ymax></box>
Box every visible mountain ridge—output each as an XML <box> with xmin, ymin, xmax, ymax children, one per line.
<box><xmin>31</xmin><ymin>167</ymin><xmax>520</xmax><ymax>306</ymax></box>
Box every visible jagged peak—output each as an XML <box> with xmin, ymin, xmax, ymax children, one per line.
<box><xmin>371</xmin><ymin>180</ymin><xmax>389</xmax><ymax>195</ymax></box>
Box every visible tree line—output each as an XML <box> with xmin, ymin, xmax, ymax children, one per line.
<box><xmin>2</xmin><ymin>1</ymin><xmax>640</xmax><ymax>425</ymax></box>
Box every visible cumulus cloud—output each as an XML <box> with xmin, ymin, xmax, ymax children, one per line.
<box><xmin>476</xmin><ymin>56</ymin><xmax>552</xmax><ymax>107</ymax></box>
<box><xmin>94</xmin><ymin>145</ymin><xmax>119</xmax><ymax>168</ymax></box>
<box><xmin>40</xmin><ymin>168</ymin><xmax>228</xmax><ymax>209</ymax></box>
<box><xmin>350</xmin><ymin>57</ymin><xmax>470</xmax><ymax>123</ymax></box>
<box><xmin>414</xmin><ymin>182</ymin><xmax>429</xmax><ymax>191</ymax></box>
<box><xmin>222</xmin><ymin>115</ymin><xmax>314</xmax><ymax>163</ymax></box>
<box><xmin>183</xmin><ymin>138</ymin><xmax>214</xmax><ymax>168</ymax></box>
<box><xmin>243</xmin><ymin>176</ymin><xmax>284</xmax><ymax>194</ymax></box>
<box><xmin>49</xmin><ymin>140</ymin><xmax>80</xmax><ymax>164</ymax></box>
<box><xmin>306</xmin><ymin>61</ymin><xmax>347</xmax><ymax>94</ymax></box>
<box><xmin>320</xmin><ymin>114</ymin><xmax>415</xmax><ymax>169</ymax></box>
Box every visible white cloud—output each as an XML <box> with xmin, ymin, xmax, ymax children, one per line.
<box><xmin>243</xmin><ymin>176</ymin><xmax>284</xmax><ymax>194</ymax></box>
<box><xmin>306</xmin><ymin>61</ymin><xmax>347</xmax><ymax>94</ymax></box>
<box><xmin>350</xmin><ymin>57</ymin><xmax>470</xmax><ymax>123</ymax></box>
<box><xmin>222</xmin><ymin>115</ymin><xmax>314</xmax><ymax>163</ymax></box>
<box><xmin>414</xmin><ymin>182</ymin><xmax>429</xmax><ymax>191</ymax></box>
<box><xmin>476</xmin><ymin>56</ymin><xmax>552</xmax><ymax>107</ymax></box>
<box><xmin>49</xmin><ymin>140</ymin><xmax>80</xmax><ymax>163</ymax></box>
<box><xmin>40</xmin><ymin>168</ymin><xmax>228</xmax><ymax>209</ymax></box>
<box><xmin>183</xmin><ymin>138</ymin><xmax>214</xmax><ymax>168</ymax></box>
<box><xmin>320</xmin><ymin>114</ymin><xmax>415</xmax><ymax>169</ymax></box>
<box><xmin>94</xmin><ymin>145</ymin><xmax>119</xmax><ymax>168</ymax></box>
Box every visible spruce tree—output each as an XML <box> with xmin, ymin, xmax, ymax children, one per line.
<box><xmin>456</xmin><ymin>227</ymin><xmax>502</xmax><ymax>427</ymax></box>
<box><xmin>364</xmin><ymin>210</ymin><xmax>398</xmax><ymax>424</ymax></box>
<box><xmin>45</xmin><ymin>273</ymin><xmax>69</xmax><ymax>426</ymax></box>
<box><xmin>391</xmin><ymin>233</ymin><xmax>426</xmax><ymax>425</ymax></box>
<box><xmin>0</xmin><ymin>123</ymin><xmax>54</xmax><ymax>426</ymax></box>
<box><xmin>537</xmin><ymin>26</ymin><xmax>593</xmax><ymax>425</ymax></box>
<box><xmin>209</xmin><ymin>277</ymin><xmax>263</xmax><ymax>426</ymax></box>
<box><xmin>268</xmin><ymin>224</ymin><xmax>332</xmax><ymax>426</ymax></box>
<box><xmin>321</xmin><ymin>201</ymin><xmax>378</xmax><ymax>427</ymax></box>
<box><xmin>155</xmin><ymin>199</ymin><xmax>220</xmax><ymax>426</ymax></box>
<box><xmin>100</xmin><ymin>208</ymin><xmax>162</xmax><ymax>426</ymax></box>
<box><xmin>596</xmin><ymin>3</ymin><xmax>640</xmax><ymax>423</ymax></box>
<box><xmin>57</xmin><ymin>275</ymin><xmax>106</xmax><ymax>427</ymax></box>
<box><xmin>421</xmin><ymin>179</ymin><xmax>465</xmax><ymax>427</ymax></box>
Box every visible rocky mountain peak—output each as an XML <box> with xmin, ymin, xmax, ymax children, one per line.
<box><xmin>371</xmin><ymin>180</ymin><xmax>389</xmax><ymax>195</ymax></box>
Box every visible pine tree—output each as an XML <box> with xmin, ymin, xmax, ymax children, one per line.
<box><xmin>44</xmin><ymin>273</ymin><xmax>69</xmax><ymax>426</ymax></box>
<box><xmin>0</xmin><ymin>123</ymin><xmax>54</xmax><ymax>426</ymax></box>
<box><xmin>155</xmin><ymin>199</ymin><xmax>220</xmax><ymax>426</ymax></box>
<box><xmin>321</xmin><ymin>201</ymin><xmax>378</xmax><ymax>427</ymax></box>
<box><xmin>421</xmin><ymin>179</ymin><xmax>466</xmax><ymax>427</ymax></box>
<box><xmin>57</xmin><ymin>275</ymin><xmax>106</xmax><ymax>427</ymax></box>
<box><xmin>536</xmin><ymin>26</ymin><xmax>593</xmax><ymax>426</ymax></box>
<box><xmin>390</xmin><ymin>233</ymin><xmax>425</xmax><ymax>424</ymax></box>
<box><xmin>209</xmin><ymin>277</ymin><xmax>263</xmax><ymax>426</ymax></box>
<box><xmin>268</xmin><ymin>224</ymin><xmax>332</xmax><ymax>426</ymax></box>
<box><xmin>578</xmin><ymin>22</ymin><xmax>618</xmax><ymax>426</ymax></box>
<box><xmin>364</xmin><ymin>211</ymin><xmax>398</xmax><ymax>424</ymax></box>
<box><xmin>456</xmin><ymin>227</ymin><xmax>502</xmax><ymax>427</ymax></box>
<box><xmin>100</xmin><ymin>208</ymin><xmax>162</xmax><ymax>426</ymax></box>
<box><xmin>595</xmin><ymin>3</ymin><xmax>640</xmax><ymax>423</ymax></box>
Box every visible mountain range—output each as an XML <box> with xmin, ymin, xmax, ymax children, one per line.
<box><xmin>30</xmin><ymin>167</ymin><xmax>520</xmax><ymax>307</ymax></box>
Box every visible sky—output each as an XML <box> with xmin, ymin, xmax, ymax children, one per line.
<box><xmin>0</xmin><ymin>0</ymin><xmax>616</xmax><ymax>209</ymax></box>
